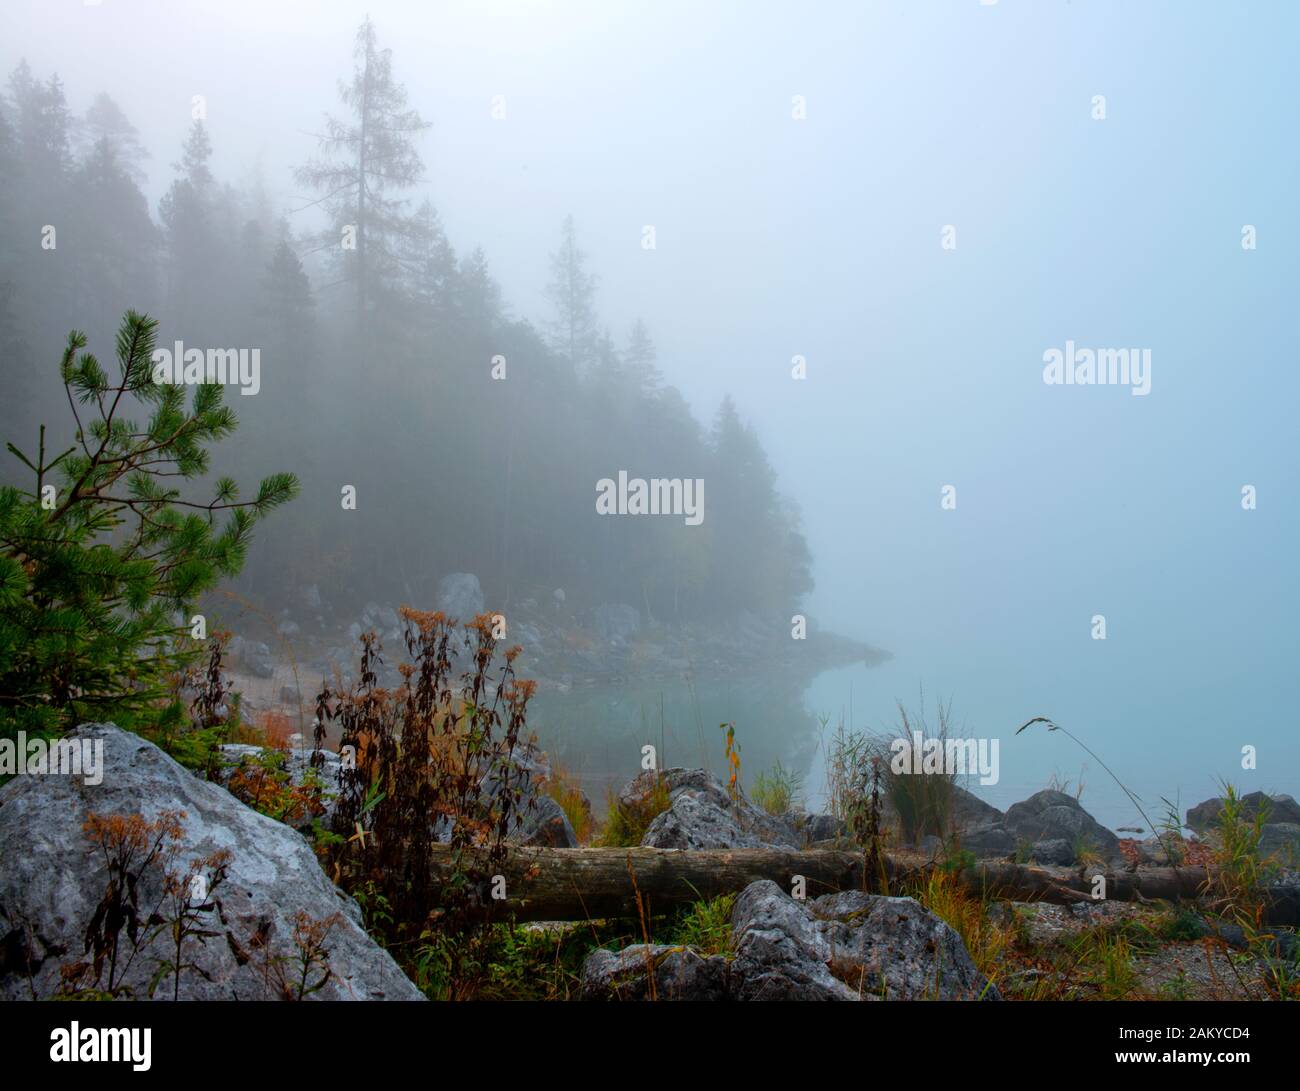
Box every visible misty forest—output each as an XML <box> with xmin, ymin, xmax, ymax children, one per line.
<box><xmin>0</xmin><ymin>8</ymin><xmax>1296</xmax><ymax>1008</ymax></box>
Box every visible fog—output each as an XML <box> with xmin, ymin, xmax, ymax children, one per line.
<box><xmin>2</xmin><ymin>0</ymin><xmax>1297</xmax><ymax>827</ymax></box>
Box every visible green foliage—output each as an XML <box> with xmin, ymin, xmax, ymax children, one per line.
<box><xmin>414</xmin><ymin>920</ymin><xmax>627</xmax><ymax>1001</ymax></box>
<box><xmin>823</xmin><ymin>701</ymin><xmax>960</xmax><ymax>846</ymax></box>
<box><xmin>1211</xmin><ymin>781</ymin><xmax>1275</xmax><ymax>928</ymax></box>
<box><xmin>0</xmin><ymin>311</ymin><xmax>298</xmax><ymax>734</ymax></box>
<box><xmin>1156</xmin><ymin>971</ymin><xmax>1193</xmax><ymax>1001</ymax></box>
<box><xmin>1070</xmin><ymin>928</ymin><xmax>1138</xmax><ymax>1000</ymax></box>
<box><xmin>750</xmin><ymin>759</ymin><xmax>802</xmax><ymax>816</ymax></box>
<box><xmin>1156</xmin><ymin>906</ymin><xmax>1208</xmax><ymax>943</ymax></box>
<box><xmin>662</xmin><ymin>892</ymin><xmax>737</xmax><ymax>957</ymax></box>
<box><xmin>597</xmin><ymin>774</ymin><xmax>670</xmax><ymax>847</ymax></box>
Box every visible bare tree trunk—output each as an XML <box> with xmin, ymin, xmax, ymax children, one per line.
<box><xmin>421</xmin><ymin>844</ymin><xmax>1299</xmax><ymax>926</ymax></box>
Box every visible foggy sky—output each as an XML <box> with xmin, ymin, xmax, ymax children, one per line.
<box><xmin>5</xmin><ymin>0</ymin><xmax>1297</xmax><ymax>812</ymax></box>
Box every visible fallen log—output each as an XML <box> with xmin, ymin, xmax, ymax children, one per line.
<box><xmin>423</xmin><ymin>844</ymin><xmax>1298</xmax><ymax>925</ymax></box>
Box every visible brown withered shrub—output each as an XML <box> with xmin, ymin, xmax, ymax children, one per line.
<box><xmin>60</xmin><ymin>810</ymin><xmax>231</xmax><ymax>1000</ymax></box>
<box><xmin>312</xmin><ymin>609</ymin><xmax>537</xmax><ymax>985</ymax></box>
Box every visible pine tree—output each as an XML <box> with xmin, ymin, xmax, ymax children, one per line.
<box><xmin>7</xmin><ymin>61</ymin><xmax>71</xmax><ymax>184</ymax></box>
<box><xmin>6</xmin><ymin>61</ymin><xmax>75</xmax><ymax>352</ymax></box>
<box><xmin>77</xmin><ymin>92</ymin><xmax>150</xmax><ymax>185</ymax></box>
<box><xmin>457</xmin><ymin>246</ymin><xmax>501</xmax><ymax>331</ymax></box>
<box><xmin>403</xmin><ymin>199</ymin><xmax>459</xmax><ymax>327</ymax></box>
<box><xmin>708</xmin><ymin>395</ymin><xmax>783</xmax><ymax>613</ymax></box>
<box><xmin>257</xmin><ymin>236</ymin><xmax>315</xmax><ymax>362</ymax></box>
<box><xmin>624</xmin><ymin>318</ymin><xmax>662</xmax><ymax>398</ymax></box>
<box><xmin>296</xmin><ymin>17</ymin><xmax>429</xmax><ymax>321</ymax></box>
<box><xmin>68</xmin><ymin>137</ymin><xmax>159</xmax><ymax>332</ymax></box>
<box><xmin>158</xmin><ymin>121</ymin><xmax>219</xmax><ymax>333</ymax></box>
<box><xmin>545</xmin><ymin>214</ymin><xmax>598</xmax><ymax>372</ymax></box>
<box><xmin>0</xmin><ymin>311</ymin><xmax>298</xmax><ymax>734</ymax></box>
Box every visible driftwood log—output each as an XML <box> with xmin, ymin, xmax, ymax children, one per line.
<box><xmin>427</xmin><ymin>845</ymin><xmax>1299</xmax><ymax>925</ymax></box>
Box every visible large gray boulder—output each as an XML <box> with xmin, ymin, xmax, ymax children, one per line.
<box><xmin>0</xmin><ymin>723</ymin><xmax>423</xmax><ymax>1001</ymax></box>
<box><xmin>435</xmin><ymin>572</ymin><xmax>485</xmax><ymax>620</ymax></box>
<box><xmin>729</xmin><ymin>880</ymin><xmax>996</xmax><ymax>1001</ymax></box>
<box><xmin>1004</xmin><ymin>789</ymin><xmax>1121</xmax><ymax>861</ymax></box>
<box><xmin>951</xmin><ymin>785</ymin><xmax>1004</xmax><ymax>829</ymax></box>
<box><xmin>623</xmin><ymin>768</ymin><xmax>799</xmax><ymax>850</ymax></box>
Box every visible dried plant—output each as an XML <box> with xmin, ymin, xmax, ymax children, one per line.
<box><xmin>63</xmin><ymin>809</ymin><xmax>228</xmax><ymax>1000</ymax></box>
<box><xmin>314</xmin><ymin>609</ymin><xmax>537</xmax><ymax>995</ymax></box>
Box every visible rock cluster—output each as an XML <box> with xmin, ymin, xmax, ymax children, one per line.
<box><xmin>582</xmin><ymin>879</ymin><xmax>997</xmax><ymax>1001</ymax></box>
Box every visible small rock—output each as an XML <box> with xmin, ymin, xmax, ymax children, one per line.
<box><xmin>1028</xmin><ymin>838</ymin><xmax>1075</xmax><ymax>866</ymax></box>
<box><xmin>230</xmin><ymin>635</ymin><xmax>275</xmax><ymax>678</ymax></box>
<box><xmin>581</xmin><ymin>945</ymin><xmax>730</xmax><ymax>1001</ymax></box>
<box><xmin>509</xmin><ymin>796</ymin><xmax>578</xmax><ymax>848</ymax></box>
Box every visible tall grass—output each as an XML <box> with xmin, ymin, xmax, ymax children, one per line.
<box><xmin>822</xmin><ymin>698</ymin><xmax>960</xmax><ymax>845</ymax></box>
<box><xmin>596</xmin><ymin>774</ymin><xmax>671</xmax><ymax>847</ymax></box>
<box><xmin>751</xmin><ymin>760</ymin><xmax>803</xmax><ymax>816</ymax></box>
<box><xmin>904</xmin><ymin>867</ymin><xmax>1011</xmax><ymax>990</ymax></box>
<box><xmin>545</xmin><ymin>763</ymin><xmax>595</xmax><ymax>843</ymax></box>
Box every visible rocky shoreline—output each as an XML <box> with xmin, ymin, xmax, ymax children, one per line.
<box><xmin>218</xmin><ymin>573</ymin><xmax>887</xmax><ymax>708</ymax></box>
<box><xmin>4</xmin><ymin>723</ymin><xmax>1295</xmax><ymax>1002</ymax></box>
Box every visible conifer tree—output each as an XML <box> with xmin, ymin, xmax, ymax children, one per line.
<box><xmin>7</xmin><ymin>61</ymin><xmax>71</xmax><ymax>184</ymax></box>
<box><xmin>457</xmin><ymin>246</ymin><xmax>501</xmax><ymax>331</ymax></box>
<box><xmin>0</xmin><ymin>311</ymin><xmax>298</xmax><ymax>734</ymax></box>
<box><xmin>624</xmin><ymin>318</ymin><xmax>662</xmax><ymax>398</ymax></box>
<box><xmin>77</xmin><ymin>92</ymin><xmax>150</xmax><ymax>184</ymax></box>
<box><xmin>296</xmin><ymin>17</ymin><xmax>429</xmax><ymax>321</ymax></box>
<box><xmin>257</xmin><ymin>236</ymin><xmax>315</xmax><ymax>361</ymax></box>
<box><xmin>159</xmin><ymin>121</ymin><xmax>219</xmax><ymax>332</ymax></box>
<box><xmin>545</xmin><ymin>214</ymin><xmax>598</xmax><ymax>372</ymax></box>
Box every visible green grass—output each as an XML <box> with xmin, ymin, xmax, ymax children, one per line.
<box><xmin>596</xmin><ymin>775</ymin><xmax>671</xmax><ymax>847</ymax></box>
<box><xmin>660</xmin><ymin>892</ymin><xmax>737</xmax><ymax>957</ymax></box>
<box><xmin>750</xmin><ymin>761</ymin><xmax>802</xmax><ymax>816</ymax></box>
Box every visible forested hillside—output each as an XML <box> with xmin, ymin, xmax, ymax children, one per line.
<box><xmin>0</xmin><ymin>20</ymin><xmax>813</xmax><ymax>624</ymax></box>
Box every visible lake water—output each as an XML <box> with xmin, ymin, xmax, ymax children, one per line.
<box><xmin>527</xmin><ymin>651</ymin><xmax>1292</xmax><ymax>833</ymax></box>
